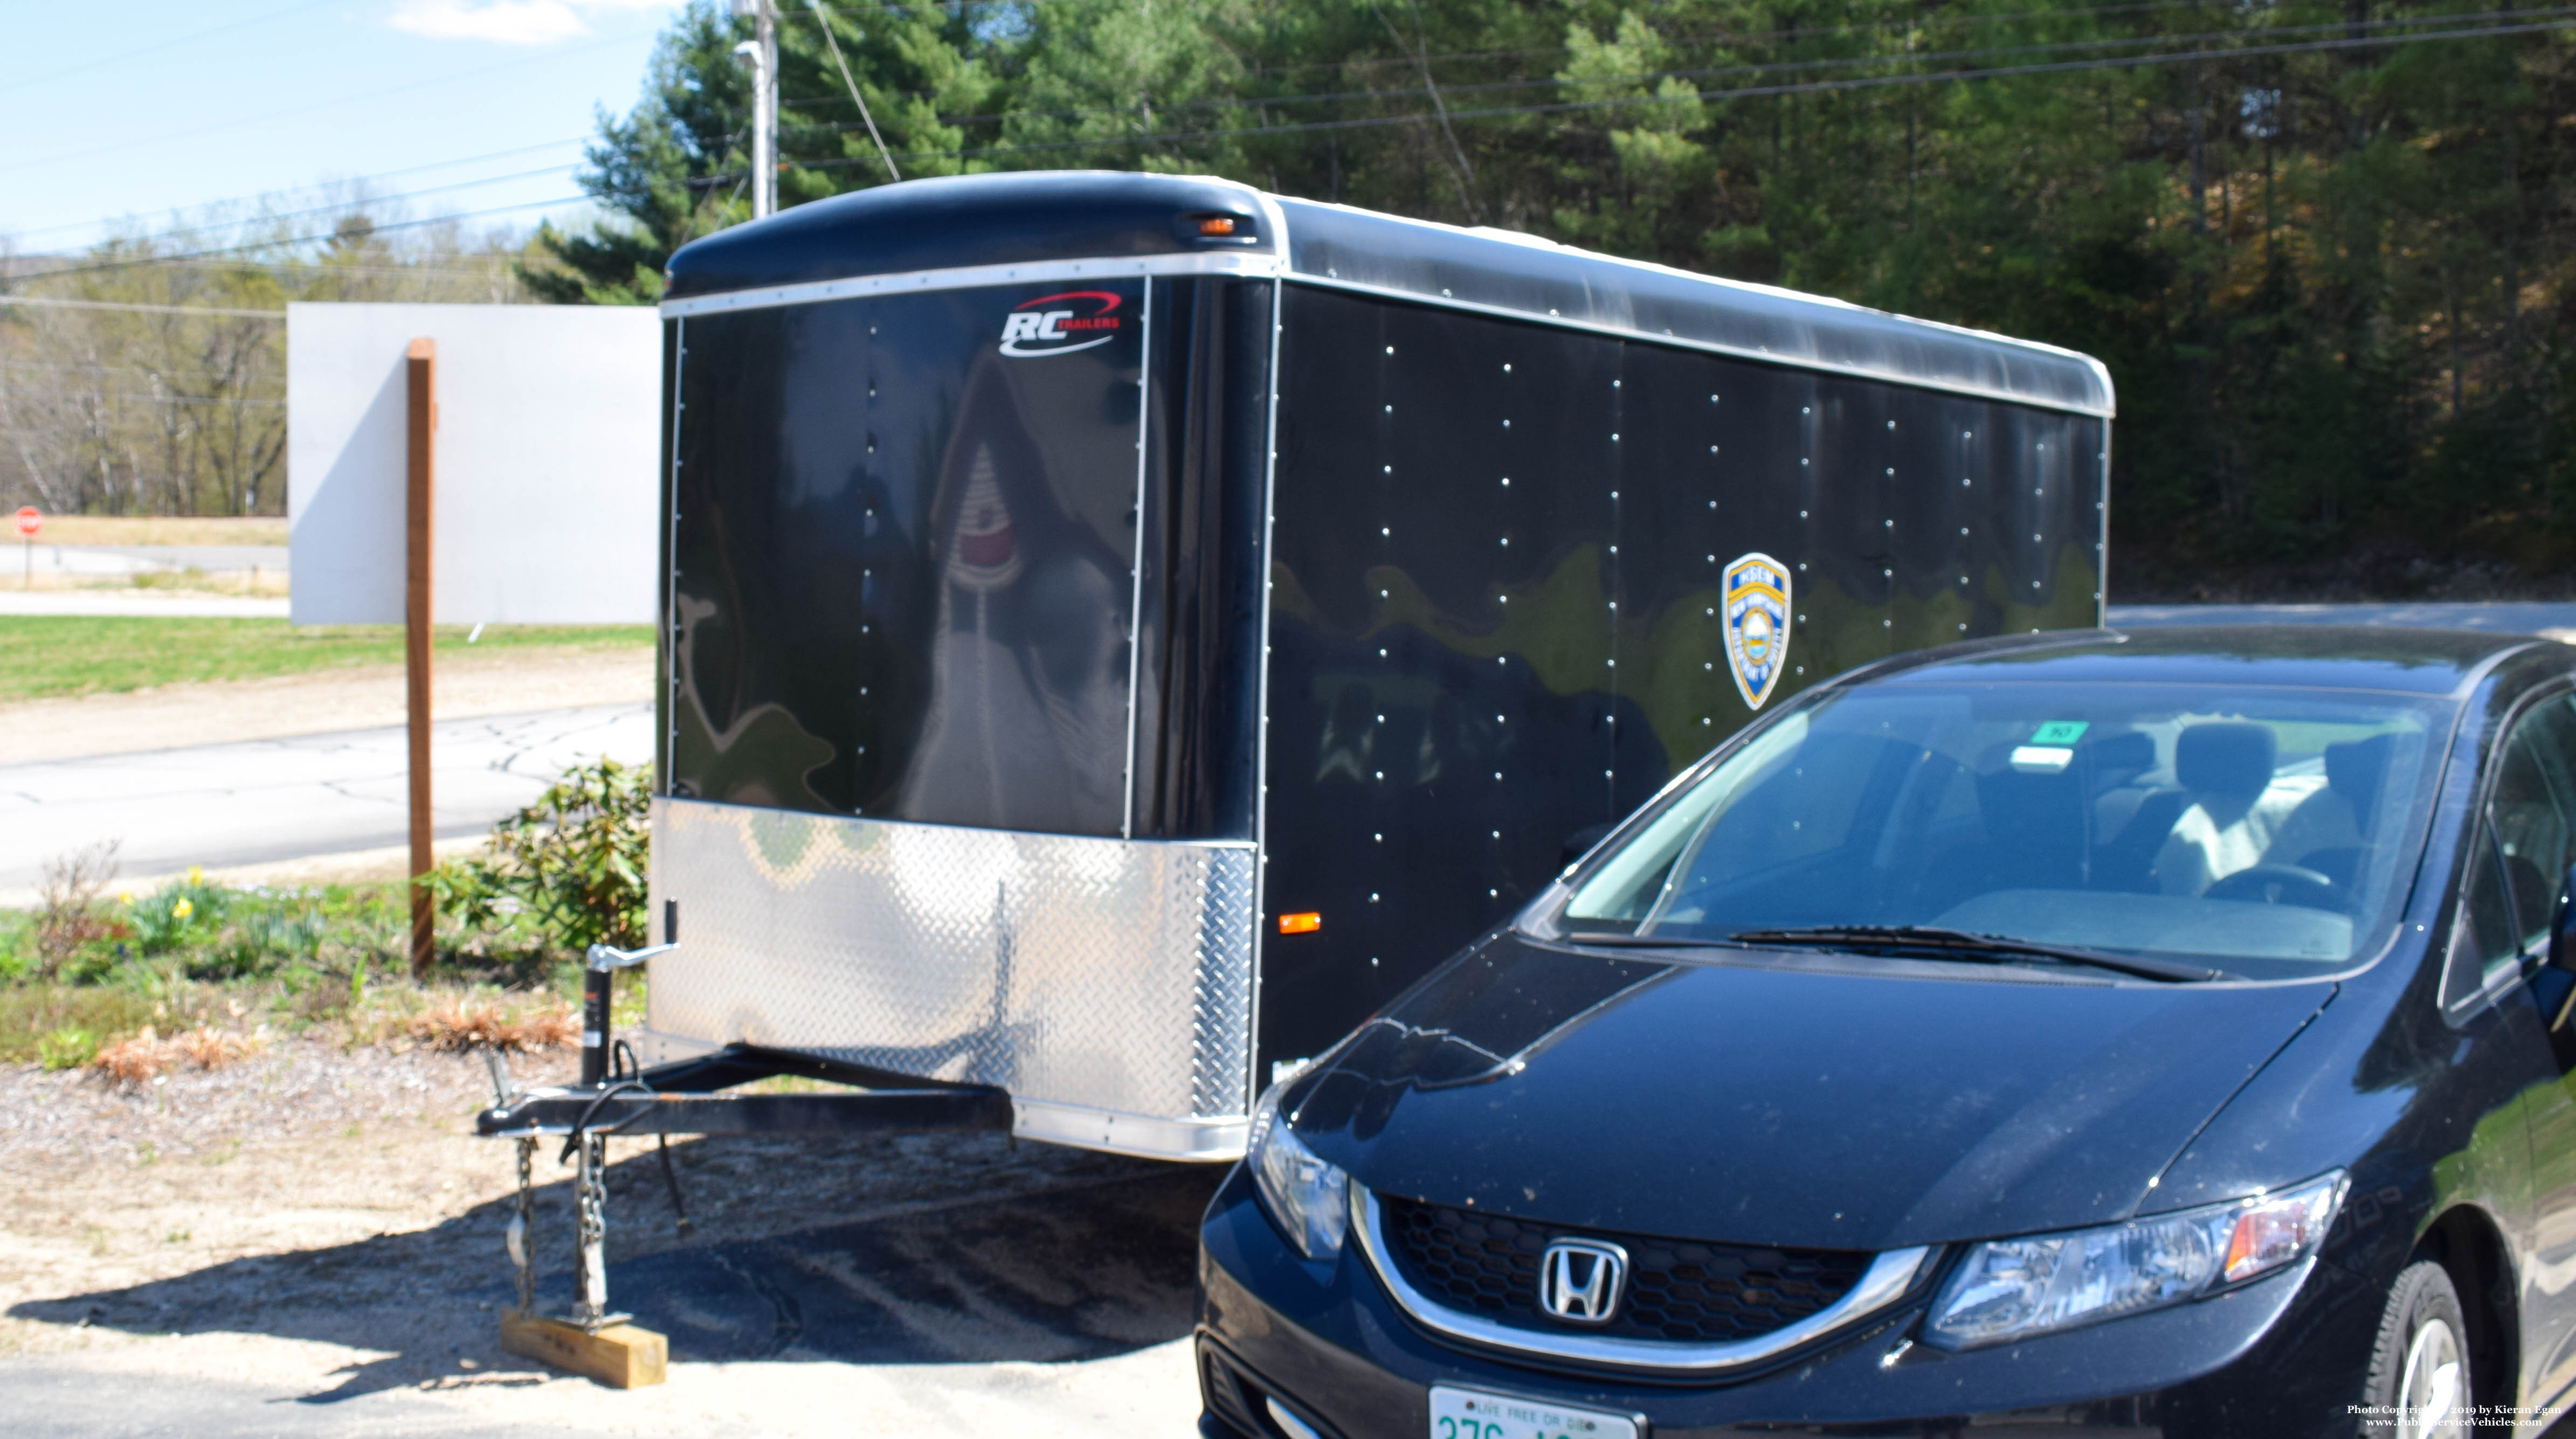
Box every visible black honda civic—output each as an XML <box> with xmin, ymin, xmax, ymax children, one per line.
<box><xmin>1197</xmin><ymin>626</ymin><xmax>2576</xmax><ymax>1439</ymax></box>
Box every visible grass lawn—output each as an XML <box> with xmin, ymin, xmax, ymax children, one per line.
<box><xmin>0</xmin><ymin>618</ymin><xmax>654</xmax><ymax>704</ymax></box>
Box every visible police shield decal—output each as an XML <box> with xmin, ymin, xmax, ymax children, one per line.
<box><xmin>1722</xmin><ymin>552</ymin><xmax>1792</xmax><ymax>710</ymax></box>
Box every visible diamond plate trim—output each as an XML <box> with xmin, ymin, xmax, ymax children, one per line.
<box><xmin>647</xmin><ymin>798</ymin><xmax>1256</xmax><ymax>1144</ymax></box>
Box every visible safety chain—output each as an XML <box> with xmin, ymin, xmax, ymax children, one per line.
<box><xmin>512</xmin><ymin>1137</ymin><xmax>537</xmax><ymax>1315</ymax></box>
<box><xmin>572</xmin><ymin>1131</ymin><xmax>611</xmax><ymax>1328</ymax></box>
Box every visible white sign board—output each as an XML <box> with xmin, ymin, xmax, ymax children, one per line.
<box><xmin>287</xmin><ymin>302</ymin><xmax>661</xmax><ymax>625</ymax></box>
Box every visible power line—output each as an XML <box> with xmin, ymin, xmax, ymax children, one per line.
<box><xmin>2</xmin><ymin>360</ymin><xmax>282</xmax><ymax>383</ymax></box>
<box><xmin>0</xmin><ymin>390</ymin><xmax>286</xmax><ymax>408</ymax></box>
<box><xmin>777</xmin><ymin>0</ymin><xmax>1083</xmax><ymax>16</ymax></box>
<box><xmin>6</xmin><ymin>255</ymin><xmax>535</xmax><ymax>286</ymax></box>
<box><xmin>9</xmin><ymin>138</ymin><xmax>589</xmax><ymax>244</ymax></box>
<box><xmin>775</xmin><ymin>0</ymin><xmax>2233</xmax><ymax>100</ymax></box>
<box><xmin>1223</xmin><ymin>0</ymin><xmax>2281</xmax><ymax>80</ymax></box>
<box><xmin>12</xmin><ymin>0</ymin><xmax>342</xmax><ymax>94</ymax></box>
<box><xmin>810</xmin><ymin>1</ymin><xmax>902</xmax><ymax>182</ymax></box>
<box><xmin>774</xmin><ymin>0</ymin><xmax>2383</xmax><ymax>107</ymax></box>
<box><xmin>0</xmin><ymin>27</ymin><xmax>656</xmax><ymax>179</ymax></box>
<box><xmin>783</xmin><ymin>16</ymin><xmax>2574</xmax><ymax>171</ymax></box>
<box><xmin>18</xmin><ymin>196</ymin><xmax>598</xmax><ymax>285</ymax></box>
<box><xmin>0</xmin><ymin>295</ymin><xmax>282</xmax><ymax>320</ymax></box>
<box><xmin>133</xmin><ymin>256</ymin><xmax>532</xmax><ymax>280</ymax></box>
<box><xmin>113</xmin><ymin>163</ymin><xmax>577</xmax><ymax>243</ymax></box>
<box><xmin>774</xmin><ymin>6</ymin><xmax>2561</xmax><ymax>139</ymax></box>
<box><xmin>28</xmin><ymin>7</ymin><xmax>2557</xmax><ymax>283</ymax></box>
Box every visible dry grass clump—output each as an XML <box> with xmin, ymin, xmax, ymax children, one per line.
<box><xmin>405</xmin><ymin>1000</ymin><xmax>577</xmax><ymax>1053</ymax></box>
<box><xmin>0</xmin><ymin>987</ymin><xmax>158</xmax><ymax>1067</ymax></box>
<box><xmin>91</xmin><ymin>1024</ymin><xmax>269</xmax><ymax>1084</ymax></box>
<box><xmin>36</xmin><ymin>841</ymin><xmax>128</xmax><ymax>978</ymax></box>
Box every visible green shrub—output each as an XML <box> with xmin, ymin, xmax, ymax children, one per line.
<box><xmin>0</xmin><ymin>868</ymin><xmax>583</xmax><ymax>1061</ymax></box>
<box><xmin>37</xmin><ymin>1027</ymin><xmax>96</xmax><ymax>1070</ymax></box>
<box><xmin>192</xmin><ymin>903</ymin><xmax>326</xmax><ymax>981</ymax></box>
<box><xmin>128</xmin><ymin>876</ymin><xmax>227</xmax><ymax>957</ymax></box>
<box><xmin>430</xmin><ymin>757</ymin><xmax>652</xmax><ymax>953</ymax></box>
<box><xmin>0</xmin><ymin>912</ymin><xmax>33</xmax><ymax>983</ymax></box>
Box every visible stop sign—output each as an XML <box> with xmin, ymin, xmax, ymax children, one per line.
<box><xmin>11</xmin><ymin>508</ymin><xmax>36</xmax><ymax>538</ymax></box>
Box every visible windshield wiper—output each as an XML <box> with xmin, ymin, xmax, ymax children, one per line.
<box><xmin>1726</xmin><ymin>925</ymin><xmax>2224</xmax><ymax>984</ymax></box>
<box><xmin>1560</xmin><ymin>931</ymin><xmax>1750</xmax><ymax>950</ymax></box>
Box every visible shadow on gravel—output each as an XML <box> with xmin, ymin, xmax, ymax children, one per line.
<box><xmin>620</xmin><ymin>1163</ymin><xmax>1221</xmax><ymax>1366</ymax></box>
<box><xmin>8</xmin><ymin>1139</ymin><xmax>1225</xmax><ymax>1402</ymax></box>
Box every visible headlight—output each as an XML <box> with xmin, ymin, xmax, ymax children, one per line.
<box><xmin>1926</xmin><ymin>1171</ymin><xmax>2346</xmax><ymax>1350</ymax></box>
<box><xmin>1248</xmin><ymin>1082</ymin><xmax>1350</xmax><ymax>1261</ymax></box>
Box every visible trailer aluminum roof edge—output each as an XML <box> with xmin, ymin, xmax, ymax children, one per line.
<box><xmin>657</xmin><ymin>171</ymin><xmax>2115</xmax><ymax>419</ymax></box>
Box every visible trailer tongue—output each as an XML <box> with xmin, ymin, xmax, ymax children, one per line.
<box><xmin>478</xmin><ymin>169</ymin><xmax>2114</xmax><ymax>1346</ymax></box>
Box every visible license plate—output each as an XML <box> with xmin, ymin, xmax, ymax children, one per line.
<box><xmin>1428</xmin><ymin>1385</ymin><xmax>1641</xmax><ymax>1439</ymax></box>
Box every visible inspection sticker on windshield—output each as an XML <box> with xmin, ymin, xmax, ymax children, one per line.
<box><xmin>1429</xmin><ymin>1386</ymin><xmax>1641</xmax><ymax>1439</ymax></box>
<box><xmin>2011</xmin><ymin>721</ymin><xmax>2088</xmax><ymax>771</ymax></box>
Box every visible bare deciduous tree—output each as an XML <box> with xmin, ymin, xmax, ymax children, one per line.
<box><xmin>1</xmin><ymin>197</ymin><xmax>543</xmax><ymax>515</ymax></box>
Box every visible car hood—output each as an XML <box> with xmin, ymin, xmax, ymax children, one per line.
<box><xmin>1289</xmin><ymin>932</ymin><xmax>2333</xmax><ymax>1253</ymax></box>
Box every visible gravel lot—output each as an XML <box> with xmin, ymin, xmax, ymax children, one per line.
<box><xmin>0</xmin><ymin>1040</ymin><xmax>1219</xmax><ymax>1436</ymax></box>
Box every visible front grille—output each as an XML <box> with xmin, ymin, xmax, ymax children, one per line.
<box><xmin>1377</xmin><ymin>1195</ymin><xmax>1873</xmax><ymax>1346</ymax></box>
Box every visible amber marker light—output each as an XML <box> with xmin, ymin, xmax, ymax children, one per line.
<box><xmin>1279</xmin><ymin>912</ymin><xmax>1322</xmax><ymax>935</ymax></box>
<box><xmin>1198</xmin><ymin>216</ymin><xmax>1239</xmax><ymax>236</ymax></box>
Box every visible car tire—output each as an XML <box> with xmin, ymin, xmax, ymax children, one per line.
<box><xmin>2361</xmin><ymin>1258</ymin><xmax>2472</xmax><ymax>1438</ymax></box>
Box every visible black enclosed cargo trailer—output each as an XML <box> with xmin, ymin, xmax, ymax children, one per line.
<box><xmin>635</xmin><ymin>170</ymin><xmax>2115</xmax><ymax>1161</ymax></box>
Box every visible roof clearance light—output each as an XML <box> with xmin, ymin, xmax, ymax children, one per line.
<box><xmin>1279</xmin><ymin>912</ymin><xmax>1322</xmax><ymax>934</ymax></box>
<box><xmin>1199</xmin><ymin>216</ymin><xmax>1240</xmax><ymax>236</ymax></box>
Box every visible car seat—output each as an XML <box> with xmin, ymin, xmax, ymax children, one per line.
<box><xmin>1966</xmin><ymin>746</ymin><xmax>2088</xmax><ymax>892</ymax></box>
<box><xmin>2292</xmin><ymin>735</ymin><xmax>2393</xmax><ymax>891</ymax></box>
<box><xmin>2142</xmin><ymin>722</ymin><xmax>2279</xmax><ymax>895</ymax></box>
<box><xmin>2177</xmin><ymin>722</ymin><xmax>2276</xmax><ymax>801</ymax></box>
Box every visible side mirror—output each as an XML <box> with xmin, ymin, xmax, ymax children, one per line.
<box><xmin>2552</xmin><ymin>863</ymin><xmax>2576</xmax><ymax>972</ymax></box>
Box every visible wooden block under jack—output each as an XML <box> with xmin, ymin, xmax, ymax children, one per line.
<box><xmin>500</xmin><ymin>1308</ymin><xmax>668</xmax><ymax>1388</ymax></box>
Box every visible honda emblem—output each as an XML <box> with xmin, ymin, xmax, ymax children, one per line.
<box><xmin>1538</xmin><ymin>1239</ymin><xmax>1628</xmax><ymax>1325</ymax></box>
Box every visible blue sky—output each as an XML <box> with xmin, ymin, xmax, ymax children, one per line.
<box><xmin>2</xmin><ymin>0</ymin><xmax>683</xmax><ymax>258</ymax></box>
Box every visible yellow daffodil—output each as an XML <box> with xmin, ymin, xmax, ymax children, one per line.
<box><xmin>172</xmin><ymin>897</ymin><xmax>194</xmax><ymax>921</ymax></box>
<box><xmin>187</xmin><ymin>867</ymin><xmax>204</xmax><ymax>886</ymax></box>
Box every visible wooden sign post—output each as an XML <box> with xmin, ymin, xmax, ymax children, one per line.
<box><xmin>406</xmin><ymin>338</ymin><xmax>436</xmax><ymax>977</ymax></box>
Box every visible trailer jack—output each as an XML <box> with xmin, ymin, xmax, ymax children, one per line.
<box><xmin>475</xmin><ymin>934</ymin><xmax>1013</xmax><ymax>1385</ymax></box>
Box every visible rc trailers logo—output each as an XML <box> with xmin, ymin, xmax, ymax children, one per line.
<box><xmin>998</xmin><ymin>290</ymin><xmax>1123</xmax><ymax>357</ymax></box>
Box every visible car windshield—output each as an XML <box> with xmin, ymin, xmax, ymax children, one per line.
<box><xmin>1552</xmin><ymin>681</ymin><xmax>2451</xmax><ymax>978</ymax></box>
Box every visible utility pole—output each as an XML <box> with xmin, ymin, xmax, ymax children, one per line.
<box><xmin>733</xmin><ymin>0</ymin><xmax>777</xmax><ymax>219</ymax></box>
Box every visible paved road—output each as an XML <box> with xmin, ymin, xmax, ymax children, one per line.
<box><xmin>13</xmin><ymin>543</ymin><xmax>287</xmax><ymax>578</ymax></box>
<box><xmin>1</xmin><ymin>543</ymin><xmax>288</xmax><ymax>616</ymax></box>
<box><xmin>0</xmin><ymin>702</ymin><xmax>652</xmax><ymax>893</ymax></box>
